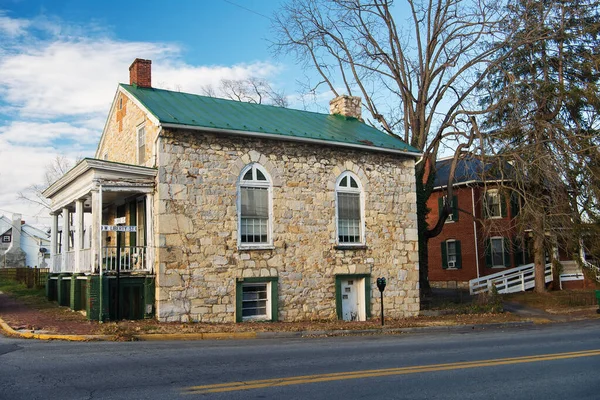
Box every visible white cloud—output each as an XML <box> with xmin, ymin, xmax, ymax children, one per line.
<box><xmin>0</xmin><ymin>39</ymin><xmax>179</xmax><ymax>118</ymax></box>
<box><xmin>0</xmin><ymin>11</ymin><xmax>30</xmax><ymax>37</ymax></box>
<box><xmin>0</xmin><ymin>11</ymin><xmax>284</xmax><ymax>220</ymax></box>
<box><xmin>0</xmin><ymin>120</ymin><xmax>99</xmax><ymax>145</ymax></box>
<box><xmin>155</xmin><ymin>62</ymin><xmax>282</xmax><ymax>95</ymax></box>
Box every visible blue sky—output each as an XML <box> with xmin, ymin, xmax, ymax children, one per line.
<box><xmin>0</xmin><ymin>0</ymin><xmax>328</xmax><ymax>225</ymax></box>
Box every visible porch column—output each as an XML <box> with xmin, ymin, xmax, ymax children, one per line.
<box><xmin>74</xmin><ymin>199</ymin><xmax>84</xmax><ymax>273</ymax></box>
<box><xmin>91</xmin><ymin>189</ymin><xmax>101</xmax><ymax>273</ymax></box>
<box><xmin>145</xmin><ymin>193</ymin><xmax>154</xmax><ymax>273</ymax></box>
<box><xmin>50</xmin><ymin>213</ymin><xmax>59</xmax><ymax>272</ymax></box>
<box><xmin>61</xmin><ymin>207</ymin><xmax>70</xmax><ymax>271</ymax></box>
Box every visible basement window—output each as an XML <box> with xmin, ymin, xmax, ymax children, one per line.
<box><xmin>236</xmin><ymin>277</ymin><xmax>278</xmax><ymax>322</ymax></box>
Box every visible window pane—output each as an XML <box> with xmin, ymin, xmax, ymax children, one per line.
<box><xmin>487</xmin><ymin>192</ymin><xmax>500</xmax><ymax>217</ymax></box>
<box><xmin>256</xmin><ymin>169</ymin><xmax>267</xmax><ymax>181</ymax></box>
<box><xmin>241</xmin><ymin>218</ymin><xmax>268</xmax><ymax>243</ymax></box>
<box><xmin>241</xmin><ymin>187</ymin><xmax>268</xmax><ymax>217</ymax></box>
<box><xmin>491</xmin><ymin>238</ymin><xmax>504</xmax><ymax>266</ymax></box>
<box><xmin>349</xmin><ymin>177</ymin><xmax>358</xmax><ymax>188</ymax></box>
<box><xmin>447</xmin><ymin>242</ymin><xmax>456</xmax><ymax>262</ymax></box>
<box><xmin>337</xmin><ymin>192</ymin><xmax>361</xmax><ymax>243</ymax></box>
<box><xmin>338</xmin><ymin>192</ymin><xmax>360</xmax><ymax>219</ymax></box>
<box><xmin>242</xmin><ymin>169</ymin><xmax>253</xmax><ymax>181</ymax></box>
<box><xmin>242</xmin><ymin>284</ymin><xmax>268</xmax><ymax>318</ymax></box>
<box><xmin>340</xmin><ymin>176</ymin><xmax>347</xmax><ymax>187</ymax></box>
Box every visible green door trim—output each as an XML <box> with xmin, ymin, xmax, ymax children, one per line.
<box><xmin>335</xmin><ymin>274</ymin><xmax>371</xmax><ymax>320</ymax></box>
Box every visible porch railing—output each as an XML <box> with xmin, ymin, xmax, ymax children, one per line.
<box><xmin>51</xmin><ymin>254</ymin><xmax>62</xmax><ymax>273</ymax></box>
<box><xmin>469</xmin><ymin>262</ymin><xmax>553</xmax><ymax>295</ymax></box>
<box><xmin>583</xmin><ymin>260</ymin><xmax>600</xmax><ymax>282</ymax></box>
<box><xmin>102</xmin><ymin>246</ymin><xmax>148</xmax><ymax>272</ymax></box>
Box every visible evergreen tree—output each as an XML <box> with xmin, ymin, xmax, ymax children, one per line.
<box><xmin>480</xmin><ymin>0</ymin><xmax>600</xmax><ymax>291</ymax></box>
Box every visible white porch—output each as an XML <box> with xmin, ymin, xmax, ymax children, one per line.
<box><xmin>43</xmin><ymin>159</ymin><xmax>157</xmax><ymax>275</ymax></box>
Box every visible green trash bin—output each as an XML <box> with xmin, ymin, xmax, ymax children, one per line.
<box><xmin>596</xmin><ymin>290</ymin><xmax>600</xmax><ymax>314</ymax></box>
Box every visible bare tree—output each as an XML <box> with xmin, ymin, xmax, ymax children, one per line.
<box><xmin>202</xmin><ymin>77</ymin><xmax>289</xmax><ymax>107</ymax></box>
<box><xmin>18</xmin><ymin>155</ymin><xmax>74</xmax><ymax>212</ymax></box>
<box><xmin>272</xmin><ymin>0</ymin><xmax>510</xmax><ymax>293</ymax></box>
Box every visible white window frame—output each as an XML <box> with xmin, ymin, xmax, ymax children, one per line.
<box><xmin>335</xmin><ymin>171</ymin><xmax>365</xmax><ymax>246</ymax></box>
<box><xmin>485</xmin><ymin>189</ymin><xmax>502</xmax><ymax>218</ymax></box>
<box><xmin>443</xmin><ymin>195</ymin><xmax>454</xmax><ymax>223</ymax></box>
<box><xmin>490</xmin><ymin>236</ymin><xmax>506</xmax><ymax>268</ymax></box>
<box><xmin>237</xmin><ymin>163</ymin><xmax>273</xmax><ymax>249</ymax></box>
<box><xmin>137</xmin><ymin>124</ymin><xmax>146</xmax><ymax>165</ymax></box>
<box><xmin>241</xmin><ymin>281</ymin><xmax>272</xmax><ymax>321</ymax></box>
<box><xmin>2</xmin><ymin>235</ymin><xmax>10</xmax><ymax>243</ymax></box>
<box><xmin>446</xmin><ymin>239</ymin><xmax>457</xmax><ymax>269</ymax></box>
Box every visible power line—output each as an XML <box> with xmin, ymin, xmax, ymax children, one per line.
<box><xmin>222</xmin><ymin>0</ymin><xmax>273</xmax><ymax>21</ymax></box>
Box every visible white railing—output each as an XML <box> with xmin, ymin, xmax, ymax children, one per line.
<box><xmin>80</xmin><ymin>248</ymin><xmax>92</xmax><ymax>272</ymax></box>
<box><xmin>102</xmin><ymin>246</ymin><xmax>148</xmax><ymax>272</ymax></box>
<box><xmin>51</xmin><ymin>254</ymin><xmax>62</xmax><ymax>273</ymax></box>
<box><xmin>582</xmin><ymin>260</ymin><xmax>600</xmax><ymax>282</ymax></box>
<box><xmin>469</xmin><ymin>262</ymin><xmax>553</xmax><ymax>295</ymax></box>
<box><xmin>64</xmin><ymin>251</ymin><xmax>76</xmax><ymax>273</ymax></box>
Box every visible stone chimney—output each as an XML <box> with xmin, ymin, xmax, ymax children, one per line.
<box><xmin>7</xmin><ymin>214</ymin><xmax>22</xmax><ymax>254</ymax></box>
<box><xmin>3</xmin><ymin>214</ymin><xmax>26</xmax><ymax>267</ymax></box>
<box><xmin>329</xmin><ymin>95</ymin><xmax>362</xmax><ymax>120</ymax></box>
<box><xmin>129</xmin><ymin>58</ymin><xmax>152</xmax><ymax>88</ymax></box>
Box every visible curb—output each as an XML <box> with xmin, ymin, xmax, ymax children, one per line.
<box><xmin>0</xmin><ymin>317</ymin><xmax>537</xmax><ymax>342</ymax></box>
<box><xmin>0</xmin><ymin>316</ymin><xmax>110</xmax><ymax>341</ymax></box>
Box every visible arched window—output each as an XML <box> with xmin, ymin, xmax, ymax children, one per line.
<box><xmin>336</xmin><ymin>171</ymin><xmax>364</xmax><ymax>245</ymax></box>
<box><xmin>238</xmin><ymin>163</ymin><xmax>272</xmax><ymax>246</ymax></box>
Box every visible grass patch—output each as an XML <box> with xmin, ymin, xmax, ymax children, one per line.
<box><xmin>504</xmin><ymin>290</ymin><xmax>599</xmax><ymax>310</ymax></box>
<box><xmin>0</xmin><ymin>279</ymin><xmax>49</xmax><ymax>308</ymax></box>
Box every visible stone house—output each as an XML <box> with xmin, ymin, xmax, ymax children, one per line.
<box><xmin>43</xmin><ymin>58</ymin><xmax>422</xmax><ymax>322</ymax></box>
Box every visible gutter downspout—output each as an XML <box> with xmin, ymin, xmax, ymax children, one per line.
<box><xmin>99</xmin><ymin>184</ymin><xmax>104</xmax><ymax>322</ymax></box>
<box><xmin>472</xmin><ymin>187</ymin><xmax>480</xmax><ymax>279</ymax></box>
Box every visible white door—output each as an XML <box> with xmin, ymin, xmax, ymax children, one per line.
<box><xmin>341</xmin><ymin>278</ymin><xmax>365</xmax><ymax>321</ymax></box>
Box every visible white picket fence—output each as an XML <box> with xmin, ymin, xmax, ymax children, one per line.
<box><xmin>469</xmin><ymin>263</ymin><xmax>553</xmax><ymax>295</ymax></box>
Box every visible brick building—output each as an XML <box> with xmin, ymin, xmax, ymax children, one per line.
<box><xmin>427</xmin><ymin>157</ymin><xmax>591</xmax><ymax>290</ymax></box>
<box><xmin>426</xmin><ymin>157</ymin><xmax>530</xmax><ymax>289</ymax></box>
<box><xmin>43</xmin><ymin>59</ymin><xmax>422</xmax><ymax>322</ymax></box>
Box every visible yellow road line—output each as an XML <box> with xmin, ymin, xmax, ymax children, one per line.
<box><xmin>183</xmin><ymin>349</ymin><xmax>600</xmax><ymax>394</ymax></box>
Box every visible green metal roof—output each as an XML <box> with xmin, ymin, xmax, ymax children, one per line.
<box><xmin>121</xmin><ymin>84</ymin><xmax>420</xmax><ymax>155</ymax></box>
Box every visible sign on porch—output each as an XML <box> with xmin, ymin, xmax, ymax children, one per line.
<box><xmin>101</xmin><ymin>225</ymin><xmax>137</xmax><ymax>232</ymax></box>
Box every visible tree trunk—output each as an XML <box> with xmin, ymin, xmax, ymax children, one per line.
<box><xmin>533</xmin><ymin>229</ymin><xmax>547</xmax><ymax>293</ymax></box>
<box><xmin>416</xmin><ymin>164</ymin><xmax>433</xmax><ymax>296</ymax></box>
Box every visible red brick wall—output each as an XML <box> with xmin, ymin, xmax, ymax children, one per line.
<box><xmin>427</xmin><ymin>187</ymin><xmax>480</xmax><ymax>283</ymax></box>
<box><xmin>129</xmin><ymin>58</ymin><xmax>152</xmax><ymax>88</ymax></box>
<box><xmin>427</xmin><ymin>185</ymin><xmax>519</xmax><ymax>284</ymax></box>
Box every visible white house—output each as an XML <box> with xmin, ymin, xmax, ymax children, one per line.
<box><xmin>0</xmin><ymin>214</ymin><xmax>51</xmax><ymax>268</ymax></box>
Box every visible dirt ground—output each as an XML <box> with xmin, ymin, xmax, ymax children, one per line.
<box><xmin>0</xmin><ymin>290</ymin><xmax>598</xmax><ymax>338</ymax></box>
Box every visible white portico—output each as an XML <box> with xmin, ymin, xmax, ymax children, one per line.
<box><xmin>43</xmin><ymin>158</ymin><xmax>157</xmax><ymax>275</ymax></box>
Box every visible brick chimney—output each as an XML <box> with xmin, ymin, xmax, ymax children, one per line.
<box><xmin>329</xmin><ymin>95</ymin><xmax>362</xmax><ymax>120</ymax></box>
<box><xmin>129</xmin><ymin>58</ymin><xmax>152</xmax><ymax>88</ymax></box>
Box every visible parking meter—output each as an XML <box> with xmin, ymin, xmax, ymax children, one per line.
<box><xmin>377</xmin><ymin>277</ymin><xmax>386</xmax><ymax>325</ymax></box>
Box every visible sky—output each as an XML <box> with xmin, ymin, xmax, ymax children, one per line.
<box><xmin>0</xmin><ymin>0</ymin><xmax>328</xmax><ymax>227</ymax></box>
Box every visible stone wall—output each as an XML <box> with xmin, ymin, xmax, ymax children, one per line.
<box><xmin>154</xmin><ymin>129</ymin><xmax>420</xmax><ymax>323</ymax></box>
<box><xmin>96</xmin><ymin>90</ymin><xmax>159</xmax><ymax>166</ymax></box>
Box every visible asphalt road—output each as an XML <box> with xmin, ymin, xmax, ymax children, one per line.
<box><xmin>1</xmin><ymin>320</ymin><xmax>599</xmax><ymax>399</ymax></box>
